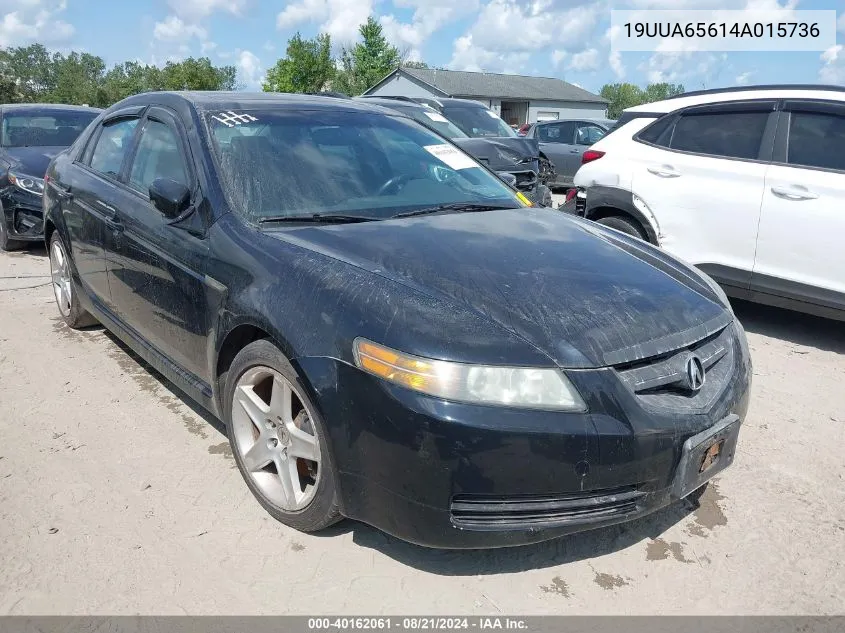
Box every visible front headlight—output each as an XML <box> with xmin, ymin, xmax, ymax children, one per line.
<box><xmin>353</xmin><ymin>339</ymin><xmax>586</xmax><ymax>411</ymax></box>
<box><xmin>9</xmin><ymin>172</ymin><xmax>45</xmax><ymax>196</ymax></box>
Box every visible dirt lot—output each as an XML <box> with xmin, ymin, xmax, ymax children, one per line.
<box><xmin>1</xmin><ymin>244</ymin><xmax>843</xmax><ymax>615</ymax></box>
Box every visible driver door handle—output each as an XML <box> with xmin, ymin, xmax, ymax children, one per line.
<box><xmin>771</xmin><ymin>185</ymin><xmax>819</xmax><ymax>201</ymax></box>
<box><xmin>647</xmin><ymin>165</ymin><xmax>682</xmax><ymax>178</ymax></box>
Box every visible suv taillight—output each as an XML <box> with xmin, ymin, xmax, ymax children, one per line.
<box><xmin>582</xmin><ymin>150</ymin><xmax>605</xmax><ymax>164</ymax></box>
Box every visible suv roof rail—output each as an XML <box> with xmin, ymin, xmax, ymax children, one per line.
<box><xmin>664</xmin><ymin>84</ymin><xmax>845</xmax><ymax>101</ymax></box>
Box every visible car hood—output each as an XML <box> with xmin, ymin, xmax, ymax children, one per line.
<box><xmin>452</xmin><ymin>137</ymin><xmax>540</xmax><ymax>172</ymax></box>
<box><xmin>4</xmin><ymin>146</ymin><xmax>65</xmax><ymax>178</ymax></box>
<box><xmin>267</xmin><ymin>209</ymin><xmax>731</xmax><ymax>369</ymax></box>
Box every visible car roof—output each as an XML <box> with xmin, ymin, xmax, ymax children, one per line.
<box><xmin>625</xmin><ymin>84</ymin><xmax>845</xmax><ymax>115</ymax></box>
<box><xmin>534</xmin><ymin>118</ymin><xmax>613</xmax><ymax>127</ymax></box>
<box><xmin>1</xmin><ymin>103</ymin><xmax>103</xmax><ymax>113</ymax></box>
<box><xmin>110</xmin><ymin>91</ymin><xmax>407</xmax><ymax>117</ymax></box>
<box><xmin>356</xmin><ymin>96</ymin><xmax>430</xmax><ymax>110</ymax></box>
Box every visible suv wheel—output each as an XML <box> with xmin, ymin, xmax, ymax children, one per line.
<box><xmin>596</xmin><ymin>215</ymin><xmax>647</xmax><ymax>241</ymax></box>
<box><xmin>224</xmin><ymin>339</ymin><xmax>342</xmax><ymax>532</ymax></box>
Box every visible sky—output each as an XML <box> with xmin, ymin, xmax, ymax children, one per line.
<box><xmin>1</xmin><ymin>0</ymin><xmax>844</xmax><ymax>94</ymax></box>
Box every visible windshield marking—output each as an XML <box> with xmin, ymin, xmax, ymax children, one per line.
<box><xmin>423</xmin><ymin>144</ymin><xmax>478</xmax><ymax>170</ymax></box>
<box><xmin>211</xmin><ymin>111</ymin><xmax>258</xmax><ymax>127</ymax></box>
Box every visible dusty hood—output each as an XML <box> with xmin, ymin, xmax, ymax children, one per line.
<box><xmin>268</xmin><ymin>208</ymin><xmax>731</xmax><ymax>368</ymax></box>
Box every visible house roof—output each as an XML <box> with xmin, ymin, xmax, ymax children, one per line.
<box><xmin>382</xmin><ymin>68</ymin><xmax>607</xmax><ymax>104</ymax></box>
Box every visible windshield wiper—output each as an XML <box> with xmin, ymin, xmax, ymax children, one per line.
<box><xmin>391</xmin><ymin>203</ymin><xmax>507</xmax><ymax>219</ymax></box>
<box><xmin>258</xmin><ymin>213</ymin><xmax>376</xmax><ymax>225</ymax></box>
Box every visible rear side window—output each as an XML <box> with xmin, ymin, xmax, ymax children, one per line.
<box><xmin>537</xmin><ymin>121</ymin><xmax>576</xmax><ymax>143</ymax></box>
<box><xmin>669</xmin><ymin>111</ymin><xmax>768</xmax><ymax>160</ymax></box>
<box><xmin>637</xmin><ymin>116</ymin><xmax>673</xmax><ymax>144</ymax></box>
<box><xmin>89</xmin><ymin>119</ymin><xmax>138</xmax><ymax>178</ymax></box>
<box><xmin>786</xmin><ymin>111</ymin><xmax>845</xmax><ymax>172</ymax></box>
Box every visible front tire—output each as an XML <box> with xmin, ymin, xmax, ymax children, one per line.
<box><xmin>224</xmin><ymin>339</ymin><xmax>342</xmax><ymax>532</ymax></box>
<box><xmin>49</xmin><ymin>233</ymin><xmax>98</xmax><ymax>329</ymax></box>
<box><xmin>595</xmin><ymin>215</ymin><xmax>647</xmax><ymax>241</ymax></box>
<box><xmin>0</xmin><ymin>215</ymin><xmax>25</xmax><ymax>251</ymax></box>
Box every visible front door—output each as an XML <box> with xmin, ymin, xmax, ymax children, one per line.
<box><xmin>103</xmin><ymin>108</ymin><xmax>211</xmax><ymax>382</ymax></box>
<box><xmin>753</xmin><ymin>101</ymin><xmax>845</xmax><ymax>309</ymax></box>
<box><xmin>535</xmin><ymin>121</ymin><xmax>578</xmax><ymax>186</ymax></box>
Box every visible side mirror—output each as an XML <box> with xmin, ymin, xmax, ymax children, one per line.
<box><xmin>495</xmin><ymin>171</ymin><xmax>518</xmax><ymax>187</ymax></box>
<box><xmin>149</xmin><ymin>178</ymin><xmax>191</xmax><ymax>219</ymax></box>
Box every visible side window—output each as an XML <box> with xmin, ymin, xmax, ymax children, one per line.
<box><xmin>128</xmin><ymin>120</ymin><xmax>189</xmax><ymax>195</ymax></box>
<box><xmin>669</xmin><ymin>111</ymin><xmax>769</xmax><ymax>160</ymax></box>
<box><xmin>574</xmin><ymin>123</ymin><xmax>605</xmax><ymax>146</ymax></box>
<box><xmin>538</xmin><ymin>121</ymin><xmax>575</xmax><ymax>143</ymax></box>
<box><xmin>88</xmin><ymin>119</ymin><xmax>139</xmax><ymax>178</ymax></box>
<box><xmin>786</xmin><ymin>111</ymin><xmax>845</xmax><ymax>172</ymax></box>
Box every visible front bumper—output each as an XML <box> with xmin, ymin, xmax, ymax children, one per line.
<box><xmin>297</xmin><ymin>324</ymin><xmax>752</xmax><ymax>548</ymax></box>
<box><xmin>1</xmin><ymin>188</ymin><xmax>44</xmax><ymax>241</ymax></box>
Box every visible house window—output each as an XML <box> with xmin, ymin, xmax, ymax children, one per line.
<box><xmin>537</xmin><ymin>111</ymin><xmax>559</xmax><ymax>121</ymax></box>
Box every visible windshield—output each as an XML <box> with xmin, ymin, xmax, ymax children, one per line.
<box><xmin>206</xmin><ymin>109</ymin><xmax>522</xmax><ymax>223</ymax></box>
<box><xmin>442</xmin><ymin>105</ymin><xmax>516</xmax><ymax>138</ymax></box>
<box><xmin>1</xmin><ymin>109</ymin><xmax>98</xmax><ymax>148</ymax></box>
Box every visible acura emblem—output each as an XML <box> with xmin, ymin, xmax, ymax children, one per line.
<box><xmin>685</xmin><ymin>355</ymin><xmax>705</xmax><ymax>392</ymax></box>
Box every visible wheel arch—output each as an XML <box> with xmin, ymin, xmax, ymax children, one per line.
<box><xmin>583</xmin><ymin>185</ymin><xmax>659</xmax><ymax>245</ymax></box>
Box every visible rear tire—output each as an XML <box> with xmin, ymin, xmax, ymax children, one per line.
<box><xmin>49</xmin><ymin>233</ymin><xmax>98</xmax><ymax>329</ymax></box>
<box><xmin>595</xmin><ymin>215</ymin><xmax>646</xmax><ymax>240</ymax></box>
<box><xmin>0</xmin><ymin>215</ymin><xmax>25</xmax><ymax>251</ymax></box>
<box><xmin>224</xmin><ymin>339</ymin><xmax>342</xmax><ymax>533</ymax></box>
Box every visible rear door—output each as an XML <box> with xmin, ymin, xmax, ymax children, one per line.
<box><xmin>753</xmin><ymin>100</ymin><xmax>845</xmax><ymax>309</ymax></box>
<box><xmin>629</xmin><ymin>101</ymin><xmax>776</xmax><ymax>288</ymax></box>
<box><xmin>104</xmin><ymin>106</ymin><xmax>211</xmax><ymax>381</ymax></box>
<box><xmin>534</xmin><ymin>121</ymin><xmax>577</xmax><ymax>185</ymax></box>
<box><xmin>64</xmin><ymin>110</ymin><xmax>142</xmax><ymax>307</ymax></box>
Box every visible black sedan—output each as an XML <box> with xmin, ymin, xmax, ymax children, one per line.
<box><xmin>0</xmin><ymin>103</ymin><xmax>101</xmax><ymax>250</ymax></box>
<box><xmin>44</xmin><ymin>92</ymin><xmax>751</xmax><ymax>549</ymax></box>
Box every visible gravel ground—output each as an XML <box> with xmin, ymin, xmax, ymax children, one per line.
<box><xmin>1</xmin><ymin>245</ymin><xmax>843</xmax><ymax>615</ymax></box>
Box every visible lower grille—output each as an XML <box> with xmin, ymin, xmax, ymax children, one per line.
<box><xmin>450</xmin><ymin>486</ymin><xmax>644</xmax><ymax>530</ymax></box>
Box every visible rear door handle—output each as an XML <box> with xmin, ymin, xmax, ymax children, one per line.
<box><xmin>647</xmin><ymin>165</ymin><xmax>681</xmax><ymax>178</ymax></box>
<box><xmin>48</xmin><ymin>181</ymin><xmax>73</xmax><ymax>200</ymax></box>
<box><xmin>771</xmin><ymin>185</ymin><xmax>819</xmax><ymax>201</ymax></box>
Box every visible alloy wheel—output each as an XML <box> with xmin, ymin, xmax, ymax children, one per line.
<box><xmin>50</xmin><ymin>239</ymin><xmax>72</xmax><ymax>317</ymax></box>
<box><xmin>230</xmin><ymin>366</ymin><xmax>322</xmax><ymax>511</ymax></box>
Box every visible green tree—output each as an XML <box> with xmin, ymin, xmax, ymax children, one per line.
<box><xmin>50</xmin><ymin>52</ymin><xmax>107</xmax><ymax>105</ymax></box>
<box><xmin>401</xmin><ymin>60</ymin><xmax>429</xmax><ymax>69</ymax></box>
<box><xmin>100</xmin><ymin>62</ymin><xmax>165</xmax><ymax>106</ymax></box>
<box><xmin>600</xmin><ymin>82</ymin><xmax>685</xmax><ymax>119</ymax></box>
<box><xmin>160</xmin><ymin>57</ymin><xmax>237</xmax><ymax>91</ymax></box>
<box><xmin>333</xmin><ymin>16</ymin><xmax>401</xmax><ymax>96</ymax></box>
<box><xmin>0</xmin><ymin>44</ymin><xmax>56</xmax><ymax>102</ymax></box>
<box><xmin>263</xmin><ymin>32</ymin><xmax>334</xmax><ymax>93</ymax></box>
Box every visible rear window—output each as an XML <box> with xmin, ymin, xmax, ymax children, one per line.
<box><xmin>669</xmin><ymin>111</ymin><xmax>768</xmax><ymax>160</ymax></box>
<box><xmin>786</xmin><ymin>111</ymin><xmax>845</xmax><ymax>172</ymax></box>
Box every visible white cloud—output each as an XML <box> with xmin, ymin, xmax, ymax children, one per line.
<box><xmin>640</xmin><ymin>51</ymin><xmax>726</xmax><ymax>86</ymax></box>
<box><xmin>167</xmin><ymin>0</ymin><xmax>246</xmax><ymax>21</ymax></box>
<box><xmin>735</xmin><ymin>71</ymin><xmax>752</xmax><ymax>85</ymax></box>
<box><xmin>0</xmin><ymin>0</ymin><xmax>73</xmax><ymax>47</ymax></box>
<box><xmin>551</xmin><ymin>50</ymin><xmax>567</xmax><ymax>67</ymax></box>
<box><xmin>448</xmin><ymin>33</ymin><xmax>529</xmax><ymax>73</ymax></box>
<box><xmin>568</xmin><ymin>48</ymin><xmax>600</xmax><ymax>72</ymax></box>
<box><xmin>154</xmin><ymin>15</ymin><xmax>207</xmax><ymax>41</ymax></box>
<box><xmin>276</xmin><ymin>0</ymin><xmax>374</xmax><ymax>45</ymax></box>
<box><xmin>236</xmin><ymin>49</ymin><xmax>263</xmax><ymax>89</ymax></box>
<box><xmin>820</xmin><ymin>44</ymin><xmax>845</xmax><ymax>84</ymax></box>
<box><xmin>609</xmin><ymin>51</ymin><xmax>625</xmax><ymax>79</ymax></box>
<box><xmin>379</xmin><ymin>0</ymin><xmax>479</xmax><ymax>60</ymax></box>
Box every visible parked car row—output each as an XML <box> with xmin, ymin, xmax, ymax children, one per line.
<box><xmin>0</xmin><ymin>104</ymin><xmax>101</xmax><ymax>251</ymax></box>
<box><xmin>562</xmin><ymin>84</ymin><xmax>845</xmax><ymax>323</ymax></box>
<box><xmin>37</xmin><ymin>91</ymin><xmax>751</xmax><ymax>549</ymax></box>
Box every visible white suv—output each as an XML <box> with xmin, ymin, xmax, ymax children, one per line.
<box><xmin>570</xmin><ymin>84</ymin><xmax>845</xmax><ymax>321</ymax></box>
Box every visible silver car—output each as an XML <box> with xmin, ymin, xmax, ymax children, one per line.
<box><xmin>525</xmin><ymin>118</ymin><xmax>614</xmax><ymax>188</ymax></box>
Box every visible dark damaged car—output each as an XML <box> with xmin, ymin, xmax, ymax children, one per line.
<box><xmin>44</xmin><ymin>92</ymin><xmax>752</xmax><ymax>548</ymax></box>
<box><xmin>360</xmin><ymin>96</ymin><xmax>554</xmax><ymax>206</ymax></box>
<box><xmin>0</xmin><ymin>104</ymin><xmax>100</xmax><ymax>250</ymax></box>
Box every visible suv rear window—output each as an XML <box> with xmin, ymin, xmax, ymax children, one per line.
<box><xmin>667</xmin><ymin>111</ymin><xmax>769</xmax><ymax>160</ymax></box>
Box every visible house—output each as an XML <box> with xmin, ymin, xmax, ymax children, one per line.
<box><xmin>363</xmin><ymin>67</ymin><xmax>608</xmax><ymax>125</ymax></box>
